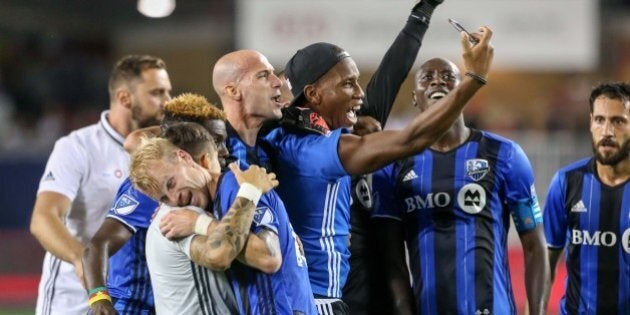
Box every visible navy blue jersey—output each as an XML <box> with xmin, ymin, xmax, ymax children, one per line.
<box><xmin>372</xmin><ymin>130</ymin><xmax>542</xmax><ymax>315</ymax></box>
<box><xmin>214</xmin><ymin>171</ymin><xmax>317</xmax><ymax>315</ymax></box>
<box><xmin>264</xmin><ymin>127</ymin><xmax>352</xmax><ymax>298</ymax></box>
<box><xmin>106</xmin><ymin>177</ymin><xmax>159</xmax><ymax>314</ymax></box>
<box><xmin>226</xmin><ymin>122</ymin><xmax>273</xmax><ymax>171</ymax></box>
<box><xmin>544</xmin><ymin>158</ymin><xmax>630</xmax><ymax>315</ymax></box>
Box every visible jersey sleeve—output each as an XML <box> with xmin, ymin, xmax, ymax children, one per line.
<box><xmin>250</xmin><ymin>193</ymin><xmax>279</xmax><ymax>235</ymax></box>
<box><xmin>271</xmin><ymin>128</ymin><xmax>349</xmax><ymax>179</ymax></box>
<box><xmin>37</xmin><ymin>135</ymin><xmax>88</xmax><ymax>200</ymax></box>
<box><xmin>543</xmin><ymin>171</ymin><xmax>568</xmax><ymax>249</ymax></box>
<box><xmin>371</xmin><ymin>163</ymin><xmax>404</xmax><ymax>221</ymax></box>
<box><xmin>503</xmin><ymin>143</ymin><xmax>543</xmax><ymax>233</ymax></box>
<box><xmin>107</xmin><ymin>178</ymin><xmax>159</xmax><ymax>232</ymax></box>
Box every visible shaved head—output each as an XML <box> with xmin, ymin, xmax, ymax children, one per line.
<box><xmin>212</xmin><ymin>50</ymin><xmax>265</xmax><ymax>97</ymax></box>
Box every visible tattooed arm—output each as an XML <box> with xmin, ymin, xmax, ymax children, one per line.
<box><xmin>188</xmin><ymin>197</ymin><xmax>258</xmax><ymax>271</ymax></box>
<box><xmin>237</xmin><ymin>229</ymin><xmax>282</xmax><ymax>274</ymax></box>
<box><xmin>188</xmin><ymin>164</ymin><xmax>278</xmax><ymax>271</ymax></box>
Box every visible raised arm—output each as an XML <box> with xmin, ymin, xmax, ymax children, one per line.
<box><xmin>82</xmin><ymin>219</ymin><xmax>133</xmax><ymax>314</ymax></box>
<box><xmin>362</xmin><ymin>0</ymin><xmax>442</xmax><ymax>126</ymax></box>
<box><xmin>339</xmin><ymin>26</ymin><xmax>494</xmax><ymax>175</ymax></box>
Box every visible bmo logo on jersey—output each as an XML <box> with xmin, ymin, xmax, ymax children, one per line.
<box><xmin>572</xmin><ymin>228</ymin><xmax>630</xmax><ymax>253</ymax></box>
<box><xmin>404</xmin><ymin>183</ymin><xmax>487</xmax><ymax>214</ymax></box>
<box><xmin>404</xmin><ymin>192</ymin><xmax>451</xmax><ymax>212</ymax></box>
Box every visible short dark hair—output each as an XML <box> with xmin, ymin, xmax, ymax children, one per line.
<box><xmin>589</xmin><ymin>82</ymin><xmax>630</xmax><ymax>112</ymax></box>
<box><xmin>161</xmin><ymin>122</ymin><xmax>216</xmax><ymax>162</ymax></box>
<box><xmin>108</xmin><ymin>55</ymin><xmax>167</xmax><ymax>98</ymax></box>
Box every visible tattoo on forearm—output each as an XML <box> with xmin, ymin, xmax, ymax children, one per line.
<box><xmin>207</xmin><ymin>197</ymin><xmax>256</xmax><ymax>258</ymax></box>
<box><xmin>258</xmin><ymin>229</ymin><xmax>280</xmax><ymax>257</ymax></box>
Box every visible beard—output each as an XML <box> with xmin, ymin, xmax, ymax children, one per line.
<box><xmin>593</xmin><ymin>137</ymin><xmax>630</xmax><ymax>165</ymax></box>
<box><xmin>132</xmin><ymin>104</ymin><xmax>162</xmax><ymax>128</ymax></box>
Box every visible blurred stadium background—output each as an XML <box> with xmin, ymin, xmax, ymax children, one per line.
<box><xmin>0</xmin><ymin>0</ymin><xmax>628</xmax><ymax>314</ymax></box>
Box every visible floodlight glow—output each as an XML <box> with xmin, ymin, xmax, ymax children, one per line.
<box><xmin>137</xmin><ymin>0</ymin><xmax>176</xmax><ymax>18</ymax></box>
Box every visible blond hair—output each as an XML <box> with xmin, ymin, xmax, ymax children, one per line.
<box><xmin>129</xmin><ymin>137</ymin><xmax>179</xmax><ymax>198</ymax></box>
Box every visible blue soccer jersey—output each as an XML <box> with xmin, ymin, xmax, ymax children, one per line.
<box><xmin>544</xmin><ymin>158</ymin><xmax>630</xmax><ymax>315</ymax></box>
<box><xmin>264</xmin><ymin>127</ymin><xmax>352</xmax><ymax>298</ymax></box>
<box><xmin>226</xmin><ymin>122</ymin><xmax>273</xmax><ymax>170</ymax></box>
<box><xmin>106</xmin><ymin>177</ymin><xmax>159</xmax><ymax>314</ymax></box>
<box><xmin>372</xmin><ymin>130</ymin><xmax>542</xmax><ymax>315</ymax></box>
<box><xmin>214</xmin><ymin>171</ymin><xmax>316</xmax><ymax>315</ymax></box>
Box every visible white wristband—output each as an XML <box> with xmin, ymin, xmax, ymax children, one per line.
<box><xmin>194</xmin><ymin>215</ymin><xmax>213</xmax><ymax>236</ymax></box>
<box><xmin>236</xmin><ymin>183</ymin><xmax>263</xmax><ymax>205</ymax></box>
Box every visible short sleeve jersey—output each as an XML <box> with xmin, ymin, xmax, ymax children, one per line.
<box><xmin>214</xmin><ymin>171</ymin><xmax>317</xmax><ymax>315</ymax></box>
<box><xmin>145</xmin><ymin>204</ymin><xmax>238</xmax><ymax>315</ymax></box>
<box><xmin>35</xmin><ymin>111</ymin><xmax>129</xmax><ymax>315</ymax></box>
<box><xmin>263</xmin><ymin>127</ymin><xmax>351</xmax><ymax>298</ymax></box>
<box><xmin>105</xmin><ymin>177</ymin><xmax>158</xmax><ymax>312</ymax></box>
<box><xmin>372</xmin><ymin>130</ymin><xmax>542</xmax><ymax>315</ymax></box>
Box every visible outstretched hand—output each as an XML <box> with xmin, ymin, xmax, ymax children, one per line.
<box><xmin>461</xmin><ymin>26</ymin><xmax>494</xmax><ymax>78</ymax></box>
<box><xmin>229</xmin><ymin>163</ymin><xmax>279</xmax><ymax>193</ymax></box>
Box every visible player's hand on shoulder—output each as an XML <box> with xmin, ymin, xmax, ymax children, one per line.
<box><xmin>229</xmin><ymin>163</ymin><xmax>279</xmax><ymax>194</ymax></box>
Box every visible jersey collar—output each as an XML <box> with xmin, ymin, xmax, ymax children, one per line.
<box><xmin>99</xmin><ymin>110</ymin><xmax>126</xmax><ymax>146</ymax></box>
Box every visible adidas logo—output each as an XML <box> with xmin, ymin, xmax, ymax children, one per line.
<box><xmin>43</xmin><ymin>171</ymin><xmax>55</xmax><ymax>182</ymax></box>
<box><xmin>571</xmin><ymin>200</ymin><xmax>587</xmax><ymax>213</ymax></box>
<box><xmin>403</xmin><ymin>170</ymin><xmax>418</xmax><ymax>182</ymax></box>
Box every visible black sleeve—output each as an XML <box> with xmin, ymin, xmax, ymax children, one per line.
<box><xmin>360</xmin><ymin>15</ymin><xmax>430</xmax><ymax>127</ymax></box>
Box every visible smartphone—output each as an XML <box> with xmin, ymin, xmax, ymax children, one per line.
<box><xmin>448</xmin><ymin>18</ymin><xmax>479</xmax><ymax>45</ymax></box>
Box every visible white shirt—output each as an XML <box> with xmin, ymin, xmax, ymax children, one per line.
<box><xmin>36</xmin><ymin>111</ymin><xmax>129</xmax><ymax>315</ymax></box>
<box><xmin>146</xmin><ymin>204</ymin><xmax>238</xmax><ymax>315</ymax></box>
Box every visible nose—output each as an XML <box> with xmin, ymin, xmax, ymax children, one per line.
<box><xmin>165</xmin><ymin>190</ymin><xmax>179</xmax><ymax>206</ymax></box>
<box><xmin>602</xmin><ymin>121</ymin><xmax>615</xmax><ymax>136</ymax></box>
<box><xmin>354</xmin><ymin>84</ymin><xmax>365</xmax><ymax>99</ymax></box>
<box><xmin>271</xmin><ymin>73</ymin><xmax>283</xmax><ymax>89</ymax></box>
<box><xmin>218</xmin><ymin>143</ymin><xmax>229</xmax><ymax>158</ymax></box>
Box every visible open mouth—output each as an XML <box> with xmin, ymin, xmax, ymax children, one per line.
<box><xmin>429</xmin><ymin>91</ymin><xmax>447</xmax><ymax>100</ymax></box>
<box><xmin>347</xmin><ymin>105</ymin><xmax>361</xmax><ymax>122</ymax></box>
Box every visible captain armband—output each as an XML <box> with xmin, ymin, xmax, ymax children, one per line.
<box><xmin>510</xmin><ymin>198</ymin><xmax>543</xmax><ymax>233</ymax></box>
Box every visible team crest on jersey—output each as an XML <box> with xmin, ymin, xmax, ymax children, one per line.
<box><xmin>253</xmin><ymin>207</ymin><xmax>274</xmax><ymax>227</ymax></box>
<box><xmin>113</xmin><ymin>194</ymin><xmax>139</xmax><ymax>216</ymax></box>
<box><xmin>465</xmin><ymin>159</ymin><xmax>489</xmax><ymax>181</ymax></box>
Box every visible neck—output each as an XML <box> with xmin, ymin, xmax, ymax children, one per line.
<box><xmin>208</xmin><ymin>172</ymin><xmax>220</xmax><ymax>202</ymax></box>
<box><xmin>107</xmin><ymin>104</ymin><xmax>136</xmax><ymax>137</ymax></box>
<box><xmin>430</xmin><ymin>120</ymin><xmax>469</xmax><ymax>152</ymax></box>
<box><xmin>596</xmin><ymin>158</ymin><xmax>630</xmax><ymax>186</ymax></box>
<box><xmin>225</xmin><ymin>105</ymin><xmax>263</xmax><ymax>147</ymax></box>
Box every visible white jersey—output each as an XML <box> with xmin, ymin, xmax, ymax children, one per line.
<box><xmin>146</xmin><ymin>204</ymin><xmax>238</xmax><ymax>315</ymax></box>
<box><xmin>35</xmin><ymin>111</ymin><xmax>129</xmax><ymax>315</ymax></box>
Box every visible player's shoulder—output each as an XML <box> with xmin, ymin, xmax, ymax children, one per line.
<box><xmin>479</xmin><ymin>130</ymin><xmax>518</xmax><ymax>147</ymax></box>
<box><xmin>555</xmin><ymin>157</ymin><xmax>592</xmax><ymax>177</ymax></box>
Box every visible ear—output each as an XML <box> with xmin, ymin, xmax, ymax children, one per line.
<box><xmin>198</xmin><ymin>152</ymin><xmax>211</xmax><ymax>169</ymax></box>
<box><xmin>176</xmin><ymin>149</ymin><xmax>194</xmax><ymax>163</ymax></box>
<box><xmin>225</xmin><ymin>83</ymin><xmax>242</xmax><ymax>101</ymax></box>
<box><xmin>411</xmin><ymin>91</ymin><xmax>418</xmax><ymax>107</ymax></box>
<box><xmin>304</xmin><ymin>84</ymin><xmax>320</xmax><ymax>105</ymax></box>
<box><xmin>115</xmin><ymin>88</ymin><xmax>133</xmax><ymax>109</ymax></box>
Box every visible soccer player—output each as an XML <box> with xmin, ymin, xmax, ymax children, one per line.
<box><xmin>130</xmin><ymin>123</ymin><xmax>316</xmax><ymax>314</ymax></box>
<box><xmin>264</xmin><ymin>26</ymin><xmax>494</xmax><ymax>313</ymax></box>
<box><xmin>544</xmin><ymin>82</ymin><xmax>630</xmax><ymax>315</ymax></box>
<box><xmin>371</xmin><ymin>58</ymin><xmax>549</xmax><ymax>315</ymax></box>
<box><xmin>81</xmin><ymin>93</ymin><xmax>228</xmax><ymax>314</ymax></box>
<box><xmin>29</xmin><ymin>55</ymin><xmax>171</xmax><ymax>315</ymax></box>
<box><xmin>343</xmin><ymin>0</ymin><xmax>444</xmax><ymax>313</ymax></box>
